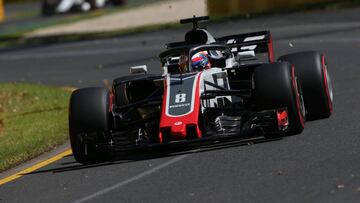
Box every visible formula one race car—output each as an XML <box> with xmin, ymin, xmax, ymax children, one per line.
<box><xmin>42</xmin><ymin>0</ymin><xmax>126</xmax><ymax>16</ymax></box>
<box><xmin>69</xmin><ymin>16</ymin><xmax>333</xmax><ymax>163</ymax></box>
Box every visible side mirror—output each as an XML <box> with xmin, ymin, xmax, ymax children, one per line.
<box><xmin>130</xmin><ymin>65</ymin><xmax>147</xmax><ymax>74</ymax></box>
<box><xmin>237</xmin><ymin>51</ymin><xmax>255</xmax><ymax>60</ymax></box>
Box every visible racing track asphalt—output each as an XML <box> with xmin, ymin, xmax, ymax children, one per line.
<box><xmin>1</xmin><ymin>7</ymin><xmax>360</xmax><ymax>203</ymax></box>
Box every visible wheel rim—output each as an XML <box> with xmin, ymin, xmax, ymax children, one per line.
<box><xmin>291</xmin><ymin>66</ymin><xmax>305</xmax><ymax>128</ymax></box>
<box><xmin>322</xmin><ymin>55</ymin><xmax>333</xmax><ymax>112</ymax></box>
<box><xmin>296</xmin><ymin>77</ymin><xmax>306</xmax><ymax>119</ymax></box>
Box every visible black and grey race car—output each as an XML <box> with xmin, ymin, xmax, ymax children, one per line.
<box><xmin>69</xmin><ymin>16</ymin><xmax>333</xmax><ymax>163</ymax></box>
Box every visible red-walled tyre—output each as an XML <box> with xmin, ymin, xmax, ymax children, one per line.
<box><xmin>254</xmin><ymin>62</ymin><xmax>305</xmax><ymax>137</ymax></box>
<box><xmin>69</xmin><ymin>87</ymin><xmax>113</xmax><ymax>163</ymax></box>
<box><xmin>279</xmin><ymin>51</ymin><xmax>333</xmax><ymax>120</ymax></box>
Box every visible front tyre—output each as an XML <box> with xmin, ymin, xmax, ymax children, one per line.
<box><xmin>254</xmin><ymin>62</ymin><xmax>305</xmax><ymax>137</ymax></box>
<box><xmin>69</xmin><ymin>87</ymin><xmax>113</xmax><ymax>163</ymax></box>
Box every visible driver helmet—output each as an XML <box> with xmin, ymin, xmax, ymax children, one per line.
<box><xmin>191</xmin><ymin>51</ymin><xmax>211</xmax><ymax>71</ymax></box>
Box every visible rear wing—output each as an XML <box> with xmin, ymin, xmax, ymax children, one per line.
<box><xmin>217</xmin><ymin>30</ymin><xmax>275</xmax><ymax>63</ymax></box>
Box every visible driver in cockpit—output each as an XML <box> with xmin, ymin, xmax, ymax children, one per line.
<box><xmin>191</xmin><ymin>51</ymin><xmax>211</xmax><ymax>71</ymax></box>
<box><xmin>178</xmin><ymin>50</ymin><xmax>218</xmax><ymax>73</ymax></box>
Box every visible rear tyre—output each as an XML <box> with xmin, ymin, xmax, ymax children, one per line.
<box><xmin>69</xmin><ymin>87</ymin><xmax>113</xmax><ymax>163</ymax></box>
<box><xmin>279</xmin><ymin>51</ymin><xmax>333</xmax><ymax>120</ymax></box>
<box><xmin>254</xmin><ymin>62</ymin><xmax>305</xmax><ymax>137</ymax></box>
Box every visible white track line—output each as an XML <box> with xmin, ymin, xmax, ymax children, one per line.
<box><xmin>73</xmin><ymin>154</ymin><xmax>189</xmax><ymax>203</ymax></box>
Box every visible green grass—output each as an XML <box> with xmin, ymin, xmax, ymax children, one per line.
<box><xmin>0</xmin><ymin>83</ymin><xmax>71</xmax><ymax>172</ymax></box>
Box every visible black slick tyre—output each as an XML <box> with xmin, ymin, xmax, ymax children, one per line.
<box><xmin>69</xmin><ymin>87</ymin><xmax>112</xmax><ymax>163</ymax></box>
<box><xmin>254</xmin><ymin>62</ymin><xmax>305</xmax><ymax>136</ymax></box>
<box><xmin>279</xmin><ymin>51</ymin><xmax>333</xmax><ymax>120</ymax></box>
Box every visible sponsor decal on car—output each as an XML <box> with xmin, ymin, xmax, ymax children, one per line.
<box><xmin>169</xmin><ymin>103</ymin><xmax>191</xmax><ymax>109</ymax></box>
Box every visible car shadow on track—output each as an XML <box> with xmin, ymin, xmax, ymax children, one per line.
<box><xmin>24</xmin><ymin>136</ymin><xmax>281</xmax><ymax>175</ymax></box>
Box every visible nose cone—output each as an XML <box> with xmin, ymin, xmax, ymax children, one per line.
<box><xmin>171</xmin><ymin>121</ymin><xmax>187</xmax><ymax>139</ymax></box>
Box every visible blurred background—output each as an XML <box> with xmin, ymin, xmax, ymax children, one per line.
<box><xmin>0</xmin><ymin>0</ymin><xmax>355</xmax><ymax>42</ymax></box>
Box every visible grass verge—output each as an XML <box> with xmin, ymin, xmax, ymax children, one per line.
<box><xmin>0</xmin><ymin>83</ymin><xmax>71</xmax><ymax>172</ymax></box>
